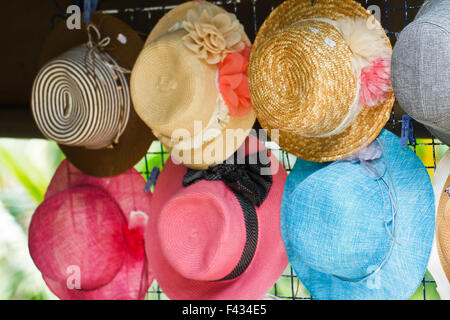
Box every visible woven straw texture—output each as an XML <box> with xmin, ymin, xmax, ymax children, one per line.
<box><xmin>436</xmin><ymin>176</ymin><xmax>450</xmax><ymax>283</ymax></box>
<box><xmin>37</xmin><ymin>13</ymin><xmax>154</xmax><ymax>177</ymax></box>
<box><xmin>428</xmin><ymin>149</ymin><xmax>450</xmax><ymax>300</ymax></box>
<box><xmin>131</xmin><ymin>1</ymin><xmax>255</xmax><ymax>170</ymax></box>
<box><xmin>248</xmin><ymin>0</ymin><xmax>394</xmax><ymax>162</ymax></box>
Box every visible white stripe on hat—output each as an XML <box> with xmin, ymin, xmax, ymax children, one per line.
<box><xmin>31</xmin><ymin>38</ymin><xmax>130</xmax><ymax>150</ymax></box>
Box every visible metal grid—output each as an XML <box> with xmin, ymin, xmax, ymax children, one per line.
<box><xmin>96</xmin><ymin>0</ymin><xmax>446</xmax><ymax>300</ymax></box>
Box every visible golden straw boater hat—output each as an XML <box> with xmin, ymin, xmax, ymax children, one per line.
<box><xmin>131</xmin><ymin>1</ymin><xmax>256</xmax><ymax>170</ymax></box>
<box><xmin>248</xmin><ymin>0</ymin><xmax>395</xmax><ymax>162</ymax></box>
<box><xmin>32</xmin><ymin>13</ymin><xmax>154</xmax><ymax>177</ymax></box>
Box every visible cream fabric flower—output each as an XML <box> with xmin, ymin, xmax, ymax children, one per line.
<box><xmin>181</xmin><ymin>4</ymin><xmax>245</xmax><ymax>64</ymax></box>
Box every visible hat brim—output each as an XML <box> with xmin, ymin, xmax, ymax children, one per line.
<box><xmin>163</xmin><ymin>112</ymin><xmax>256</xmax><ymax>170</ymax></box>
<box><xmin>41</xmin><ymin>159</ymin><xmax>153</xmax><ymax>299</ymax></box>
<box><xmin>43</xmin><ymin>255</ymin><xmax>150</xmax><ymax>300</ymax></box>
<box><xmin>145</xmin><ymin>134</ymin><xmax>288</xmax><ymax>299</ymax></box>
<box><xmin>427</xmin><ymin>126</ymin><xmax>450</xmax><ymax>147</ymax></box>
<box><xmin>251</xmin><ymin>0</ymin><xmax>394</xmax><ymax>162</ymax></box>
<box><xmin>137</xmin><ymin>1</ymin><xmax>255</xmax><ymax>170</ymax></box>
<box><xmin>38</xmin><ymin>13</ymin><xmax>155</xmax><ymax>177</ymax></box>
<box><xmin>428</xmin><ymin>150</ymin><xmax>450</xmax><ymax>299</ymax></box>
<box><xmin>282</xmin><ymin>129</ymin><xmax>435</xmax><ymax>299</ymax></box>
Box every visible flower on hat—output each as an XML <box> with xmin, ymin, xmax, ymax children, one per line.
<box><xmin>218</xmin><ymin>44</ymin><xmax>252</xmax><ymax>117</ymax></box>
<box><xmin>181</xmin><ymin>3</ymin><xmax>245</xmax><ymax>64</ymax></box>
<box><xmin>335</xmin><ymin>17</ymin><xmax>392</xmax><ymax>107</ymax></box>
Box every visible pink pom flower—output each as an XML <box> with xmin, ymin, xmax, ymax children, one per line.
<box><xmin>358</xmin><ymin>57</ymin><xmax>392</xmax><ymax>107</ymax></box>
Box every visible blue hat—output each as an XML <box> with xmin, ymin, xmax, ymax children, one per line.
<box><xmin>281</xmin><ymin>129</ymin><xmax>435</xmax><ymax>300</ymax></box>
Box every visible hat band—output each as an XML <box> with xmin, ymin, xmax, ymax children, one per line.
<box><xmin>291</xmin><ymin>18</ymin><xmax>362</xmax><ymax>138</ymax></box>
<box><xmin>32</xmin><ymin>24</ymin><xmax>131</xmax><ymax>150</ymax></box>
<box><xmin>152</xmin><ymin>70</ymin><xmax>231</xmax><ymax>151</ymax></box>
<box><xmin>182</xmin><ymin>150</ymin><xmax>273</xmax><ymax>281</ymax></box>
<box><xmin>333</xmin><ymin>139</ymin><xmax>399</xmax><ymax>283</ymax></box>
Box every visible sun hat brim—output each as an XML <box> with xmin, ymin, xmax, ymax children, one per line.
<box><xmin>145</xmin><ymin>134</ymin><xmax>288</xmax><ymax>300</ymax></box>
<box><xmin>428</xmin><ymin>150</ymin><xmax>450</xmax><ymax>299</ymax></box>
<box><xmin>37</xmin><ymin>13</ymin><xmax>154</xmax><ymax>177</ymax></box>
<box><xmin>281</xmin><ymin>129</ymin><xmax>435</xmax><ymax>299</ymax></box>
<box><xmin>133</xmin><ymin>1</ymin><xmax>255</xmax><ymax>170</ymax></box>
<box><xmin>39</xmin><ymin>159</ymin><xmax>154</xmax><ymax>299</ymax></box>
<box><xmin>250</xmin><ymin>0</ymin><xmax>394</xmax><ymax>162</ymax></box>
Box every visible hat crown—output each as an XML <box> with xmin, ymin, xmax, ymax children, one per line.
<box><xmin>392</xmin><ymin>0</ymin><xmax>450</xmax><ymax>144</ymax></box>
<box><xmin>290</xmin><ymin>161</ymin><xmax>394</xmax><ymax>280</ymax></box>
<box><xmin>131</xmin><ymin>30</ymin><xmax>218</xmax><ymax>137</ymax></box>
<box><xmin>157</xmin><ymin>181</ymin><xmax>247</xmax><ymax>281</ymax></box>
<box><xmin>249</xmin><ymin>20</ymin><xmax>358</xmax><ymax>137</ymax></box>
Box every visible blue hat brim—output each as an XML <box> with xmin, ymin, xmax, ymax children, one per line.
<box><xmin>281</xmin><ymin>129</ymin><xmax>435</xmax><ymax>300</ymax></box>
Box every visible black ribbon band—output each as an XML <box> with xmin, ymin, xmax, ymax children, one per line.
<box><xmin>182</xmin><ymin>150</ymin><xmax>272</xmax><ymax>281</ymax></box>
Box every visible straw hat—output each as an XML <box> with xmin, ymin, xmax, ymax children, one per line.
<box><xmin>248</xmin><ymin>0</ymin><xmax>394</xmax><ymax>162</ymax></box>
<box><xmin>31</xmin><ymin>13</ymin><xmax>154</xmax><ymax>177</ymax></box>
<box><xmin>131</xmin><ymin>1</ymin><xmax>256</xmax><ymax>170</ymax></box>
<box><xmin>428</xmin><ymin>149</ymin><xmax>450</xmax><ymax>299</ymax></box>
<box><xmin>281</xmin><ymin>129</ymin><xmax>435</xmax><ymax>299</ymax></box>
<box><xmin>392</xmin><ymin>0</ymin><xmax>450</xmax><ymax>146</ymax></box>
<box><xmin>28</xmin><ymin>159</ymin><xmax>153</xmax><ymax>300</ymax></box>
<box><xmin>145</xmin><ymin>134</ymin><xmax>288</xmax><ymax>299</ymax></box>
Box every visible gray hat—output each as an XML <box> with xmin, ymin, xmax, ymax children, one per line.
<box><xmin>392</xmin><ymin>0</ymin><xmax>450</xmax><ymax>146</ymax></box>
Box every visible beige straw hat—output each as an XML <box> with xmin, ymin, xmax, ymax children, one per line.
<box><xmin>131</xmin><ymin>1</ymin><xmax>256</xmax><ymax>169</ymax></box>
<box><xmin>429</xmin><ymin>149</ymin><xmax>450</xmax><ymax>299</ymax></box>
<box><xmin>248</xmin><ymin>0</ymin><xmax>395</xmax><ymax>162</ymax></box>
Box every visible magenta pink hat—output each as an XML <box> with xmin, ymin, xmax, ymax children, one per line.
<box><xmin>146</xmin><ymin>134</ymin><xmax>288</xmax><ymax>300</ymax></box>
<box><xmin>28</xmin><ymin>160</ymin><xmax>153</xmax><ymax>300</ymax></box>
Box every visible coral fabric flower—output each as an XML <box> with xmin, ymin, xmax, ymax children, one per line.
<box><xmin>218</xmin><ymin>44</ymin><xmax>252</xmax><ymax>117</ymax></box>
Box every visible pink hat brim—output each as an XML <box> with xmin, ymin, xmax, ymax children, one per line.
<box><xmin>146</xmin><ymin>135</ymin><xmax>288</xmax><ymax>300</ymax></box>
<box><xmin>37</xmin><ymin>160</ymin><xmax>154</xmax><ymax>299</ymax></box>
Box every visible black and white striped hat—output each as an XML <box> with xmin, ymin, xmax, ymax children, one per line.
<box><xmin>32</xmin><ymin>13</ymin><xmax>154</xmax><ymax>177</ymax></box>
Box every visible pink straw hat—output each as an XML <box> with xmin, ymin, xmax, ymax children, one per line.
<box><xmin>28</xmin><ymin>160</ymin><xmax>153</xmax><ymax>300</ymax></box>
<box><xmin>146</xmin><ymin>134</ymin><xmax>288</xmax><ymax>300</ymax></box>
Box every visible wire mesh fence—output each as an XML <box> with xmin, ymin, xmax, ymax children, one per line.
<box><xmin>96</xmin><ymin>0</ymin><xmax>447</xmax><ymax>300</ymax></box>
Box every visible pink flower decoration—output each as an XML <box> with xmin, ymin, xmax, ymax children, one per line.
<box><xmin>359</xmin><ymin>57</ymin><xmax>392</xmax><ymax>107</ymax></box>
<box><xmin>218</xmin><ymin>43</ymin><xmax>252</xmax><ymax>117</ymax></box>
